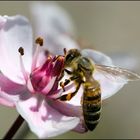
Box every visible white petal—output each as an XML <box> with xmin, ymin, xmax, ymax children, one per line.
<box><xmin>0</xmin><ymin>15</ymin><xmax>33</xmax><ymax>84</ymax></box>
<box><xmin>65</xmin><ymin>85</ymin><xmax>83</xmax><ymax>106</ymax></box>
<box><xmin>16</xmin><ymin>96</ymin><xmax>80</xmax><ymax>138</ymax></box>
<box><xmin>81</xmin><ymin>49</ymin><xmax>113</xmax><ymax>66</ymax></box>
<box><xmin>30</xmin><ymin>1</ymin><xmax>76</xmax><ymax>37</ymax></box>
<box><xmin>109</xmin><ymin>52</ymin><xmax>139</xmax><ymax>71</ymax></box>
<box><xmin>51</xmin><ymin>100</ymin><xmax>82</xmax><ymax>117</ymax></box>
<box><xmin>30</xmin><ymin>2</ymin><xmax>78</xmax><ymax>55</ymax></box>
<box><xmin>48</xmin><ymin>34</ymin><xmax>80</xmax><ymax>55</ymax></box>
<box><xmin>0</xmin><ymin>16</ymin><xmax>6</xmax><ymax>28</ymax></box>
<box><xmin>94</xmin><ymin>70</ymin><xmax>126</xmax><ymax>100</ymax></box>
<box><xmin>81</xmin><ymin>49</ymin><xmax>126</xmax><ymax>99</ymax></box>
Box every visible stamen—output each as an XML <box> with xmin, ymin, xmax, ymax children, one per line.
<box><xmin>32</xmin><ymin>37</ymin><xmax>44</xmax><ymax>71</ymax></box>
<box><xmin>18</xmin><ymin>47</ymin><xmax>28</xmax><ymax>82</ymax></box>
<box><xmin>47</xmin><ymin>55</ymin><xmax>52</xmax><ymax>60</ymax></box>
<box><xmin>18</xmin><ymin>47</ymin><xmax>24</xmax><ymax>56</ymax></box>
<box><xmin>35</xmin><ymin>37</ymin><xmax>43</xmax><ymax>46</ymax></box>
<box><xmin>64</xmin><ymin>48</ymin><xmax>67</xmax><ymax>56</ymax></box>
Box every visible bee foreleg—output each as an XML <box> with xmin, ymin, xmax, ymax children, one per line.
<box><xmin>64</xmin><ymin>69</ymin><xmax>73</xmax><ymax>75</ymax></box>
<box><xmin>57</xmin><ymin>82</ymin><xmax>81</xmax><ymax>101</ymax></box>
<box><xmin>59</xmin><ymin>75</ymin><xmax>79</xmax><ymax>91</ymax></box>
<box><xmin>60</xmin><ymin>79</ymin><xmax>70</xmax><ymax>92</ymax></box>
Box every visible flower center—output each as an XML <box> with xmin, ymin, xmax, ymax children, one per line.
<box><xmin>30</xmin><ymin>55</ymin><xmax>64</xmax><ymax>93</ymax></box>
<box><xmin>18</xmin><ymin>37</ymin><xmax>65</xmax><ymax>95</ymax></box>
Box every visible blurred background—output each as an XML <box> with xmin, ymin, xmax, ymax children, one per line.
<box><xmin>0</xmin><ymin>1</ymin><xmax>140</xmax><ymax>139</ymax></box>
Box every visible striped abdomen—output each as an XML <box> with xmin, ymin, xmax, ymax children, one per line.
<box><xmin>82</xmin><ymin>81</ymin><xmax>101</xmax><ymax>131</ymax></box>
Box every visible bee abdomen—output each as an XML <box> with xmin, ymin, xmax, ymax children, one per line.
<box><xmin>83</xmin><ymin>87</ymin><xmax>101</xmax><ymax>131</ymax></box>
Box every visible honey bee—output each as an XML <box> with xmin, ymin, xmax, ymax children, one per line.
<box><xmin>57</xmin><ymin>48</ymin><xmax>140</xmax><ymax>131</ymax></box>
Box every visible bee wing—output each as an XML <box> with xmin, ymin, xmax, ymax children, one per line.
<box><xmin>95</xmin><ymin>64</ymin><xmax>140</xmax><ymax>83</ymax></box>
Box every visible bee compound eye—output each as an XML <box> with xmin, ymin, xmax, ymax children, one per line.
<box><xmin>66</xmin><ymin>54</ymin><xmax>74</xmax><ymax>61</ymax></box>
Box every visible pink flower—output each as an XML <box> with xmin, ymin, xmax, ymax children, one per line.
<box><xmin>0</xmin><ymin>15</ymin><xmax>80</xmax><ymax>138</ymax></box>
<box><xmin>1</xmin><ymin>2</ymin><xmax>139</xmax><ymax>139</ymax></box>
<box><xmin>30</xmin><ymin>1</ymin><xmax>140</xmax><ymax>134</ymax></box>
<box><xmin>29</xmin><ymin>2</ymin><xmax>126</xmax><ymax>102</ymax></box>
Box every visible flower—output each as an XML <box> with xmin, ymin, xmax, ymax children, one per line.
<box><xmin>0</xmin><ymin>2</ymin><xmax>139</xmax><ymax>139</ymax></box>
<box><xmin>30</xmin><ymin>1</ymin><xmax>140</xmax><ymax>134</ymax></box>
<box><xmin>29</xmin><ymin>2</ymin><xmax>126</xmax><ymax>103</ymax></box>
<box><xmin>0</xmin><ymin>15</ymin><xmax>80</xmax><ymax>138</ymax></box>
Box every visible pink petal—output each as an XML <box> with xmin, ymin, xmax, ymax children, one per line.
<box><xmin>50</xmin><ymin>100</ymin><xmax>87</xmax><ymax>133</ymax></box>
<box><xmin>0</xmin><ymin>97</ymin><xmax>15</xmax><ymax>107</ymax></box>
<box><xmin>42</xmin><ymin>77</ymin><xmax>57</xmax><ymax>94</ymax></box>
<box><xmin>0</xmin><ymin>15</ymin><xmax>33</xmax><ymax>84</ymax></box>
<box><xmin>72</xmin><ymin>121</ymin><xmax>88</xmax><ymax>133</ymax></box>
<box><xmin>16</xmin><ymin>96</ymin><xmax>80</xmax><ymax>138</ymax></box>
<box><xmin>0</xmin><ymin>73</ymin><xmax>28</xmax><ymax>106</ymax></box>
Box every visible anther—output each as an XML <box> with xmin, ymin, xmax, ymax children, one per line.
<box><xmin>47</xmin><ymin>56</ymin><xmax>52</xmax><ymax>60</ymax></box>
<box><xmin>35</xmin><ymin>37</ymin><xmax>44</xmax><ymax>46</ymax></box>
<box><xmin>18</xmin><ymin>47</ymin><xmax>24</xmax><ymax>56</ymax></box>
<box><xmin>32</xmin><ymin>37</ymin><xmax>44</xmax><ymax>71</ymax></box>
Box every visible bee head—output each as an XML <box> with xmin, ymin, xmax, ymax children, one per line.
<box><xmin>64</xmin><ymin>49</ymin><xmax>81</xmax><ymax>66</ymax></box>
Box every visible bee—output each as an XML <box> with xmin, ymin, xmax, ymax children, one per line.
<box><xmin>57</xmin><ymin>48</ymin><xmax>140</xmax><ymax>131</ymax></box>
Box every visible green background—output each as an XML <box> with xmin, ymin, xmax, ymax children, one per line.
<box><xmin>0</xmin><ymin>1</ymin><xmax>140</xmax><ymax>139</ymax></box>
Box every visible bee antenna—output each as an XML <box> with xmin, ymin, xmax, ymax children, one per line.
<box><xmin>64</xmin><ymin>48</ymin><xmax>67</xmax><ymax>56</ymax></box>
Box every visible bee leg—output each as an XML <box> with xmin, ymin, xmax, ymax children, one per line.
<box><xmin>59</xmin><ymin>75</ymin><xmax>79</xmax><ymax>92</ymax></box>
<box><xmin>59</xmin><ymin>69</ymin><xmax>74</xmax><ymax>91</ymax></box>
<box><xmin>80</xmin><ymin>95</ymin><xmax>83</xmax><ymax>105</ymax></box>
<box><xmin>64</xmin><ymin>69</ymin><xmax>73</xmax><ymax>75</ymax></box>
<box><xmin>60</xmin><ymin>79</ymin><xmax>71</xmax><ymax>92</ymax></box>
<box><xmin>57</xmin><ymin>82</ymin><xmax>82</xmax><ymax>101</ymax></box>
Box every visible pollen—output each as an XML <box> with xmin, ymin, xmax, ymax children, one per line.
<box><xmin>18</xmin><ymin>47</ymin><xmax>24</xmax><ymax>56</ymax></box>
<box><xmin>35</xmin><ymin>37</ymin><xmax>43</xmax><ymax>46</ymax></box>
<box><xmin>47</xmin><ymin>55</ymin><xmax>52</xmax><ymax>60</ymax></box>
<box><xmin>57</xmin><ymin>55</ymin><xmax>64</xmax><ymax>61</ymax></box>
<box><xmin>66</xmin><ymin>93</ymin><xmax>72</xmax><ymax>101</ymax></box>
